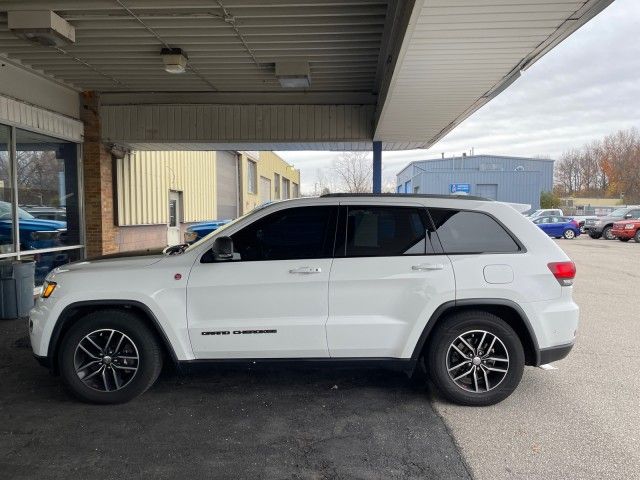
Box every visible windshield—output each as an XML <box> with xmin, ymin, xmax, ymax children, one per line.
<box><xmin>0</xmin><ymin>201</ymin><xmax>35</xmax><ymax>220</ymax></box>
<box><xmin>184</xmin><ymin>203</ymin><xmax>273</xmax><ymax>253</ymax></box>
<box><xmin>608</xmin><ymin>208</ymin><xmax>628</xmax><ymax>218</ymax></box>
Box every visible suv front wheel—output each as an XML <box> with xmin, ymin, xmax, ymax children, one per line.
<box><xmin>427</xmin><ymin>310</ymin><xmax>525</xmax><ymax>406</ymax></box>
<box><xmin>58</xmin><ymin>309</ymin><xmax>163</xmax><ymax>404</ymax></box>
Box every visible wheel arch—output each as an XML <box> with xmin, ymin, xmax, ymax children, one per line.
<box><xmin>411</xmin><ymin>299</ymin><xmax>540</xmax><ymax>366</ymax></box>
<box><xmin>48</xmin><ymin>300</ymin><xmax>178</xmax><ymax>374</ymax></box>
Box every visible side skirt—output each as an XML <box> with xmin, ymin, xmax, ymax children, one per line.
<box><xmin>176</xmin><ymin>357</ymin><xmax>418</xmax><ymax>375</ymax></box>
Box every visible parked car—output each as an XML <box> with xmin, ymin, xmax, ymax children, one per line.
<box><xmin>567</xmin><ymin>215</ymin><xmax>598</xmax><ymax>234</ymax></box>
<box><xmin>583</xmin><ymin>206</ymin><xmax>640</xmax><ymax>239</ymax></box>
<box><xmin>611</xmin><ymin>219</ymin><xmax>640</xmax><ymax>243</ymax></box>
<box><xmin>0</xmin><ymin>201</ymin><xmax>67</xmax><ymax>251</ymax></box>
<box><xmin>525</xmin><ymin>208</ymin><xmax>564</xmax><ymax>219</ymax></box>
<box><xmin>532</xmin><ymin>216</ymin><xmax>581</xmax><ymax>239</ymax></box>
<box><xmin>184</xmin><ymin>219</ymin><xmax>231</xmax><ymax>243</ymax></box>
<box><xmin>31</xmin><ymin>194</ymin><xmax>578</xmax><ymax>406</ymax></box>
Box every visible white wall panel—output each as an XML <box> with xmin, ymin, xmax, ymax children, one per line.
<box><xmin>102</xmin><ymin>104</ymin><xmax>374</xmax><ymax>147</ymax></box>
<box><xmin>0</xmin><ymin>93</ymin><xmax>83</xmax><ymax>142</ymax></box>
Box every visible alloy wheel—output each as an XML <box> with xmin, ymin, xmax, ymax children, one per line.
<box><xmin>564</xmin><ymin>230</ymin><xmax>575</xmax><ymax>239</ymax></box>
<box><xmin>446</xmin><ymin>330</ymin><xmax>509</xmax><ymax>393</ymax></box>
<box><xmin>73</xmin><ymin>329</ymin><xmax>140</xmax><ymax>392</ymax></box>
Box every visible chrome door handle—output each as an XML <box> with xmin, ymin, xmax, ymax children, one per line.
<box><xmin>412</xmin><ymin>263</ymin><xmax>444</xmax><ymax>271</ymax></box>
<box><xmin>289</xmin><ymin>266</ymin><xmax>322</xmax><ymax>274</ymax></box>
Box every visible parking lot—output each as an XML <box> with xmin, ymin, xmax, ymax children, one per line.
<box><xmin>1</xmin><ymin>235</ymin><xmax>638</xmax><ymax>479</ymax></box>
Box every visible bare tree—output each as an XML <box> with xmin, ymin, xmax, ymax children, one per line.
<box><xmin>332</xmin><ymin>151</ymin><xmax>372</xmax><ymax>193</ymax></box>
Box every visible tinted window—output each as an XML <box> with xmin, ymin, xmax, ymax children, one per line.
<box><xmin>428</xmin><ymin>209</ymin><xmax>520</xmax><ymax>254</ymax></box>
<box><xmin>231</xmin><ymin>206</ymin><xmax>336</xmax><ymax>261</ymax></box>
<box><xmin>629</xmin><ymin>210</ymin><xmax>640</xmax><ymax>219</ymax></box>
<box><xmin>339</xmin><ymin>206</ymin><xmax>438</xmax><ymax>257</ymax></box>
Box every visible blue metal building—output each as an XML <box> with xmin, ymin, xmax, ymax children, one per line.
<box><xmin>396</xmin><ymin>154</ymin><xmax>554</xmax><ymax>209</ymax></box>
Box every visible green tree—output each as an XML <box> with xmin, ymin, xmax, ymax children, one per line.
<box><xmin>540</xmin><ymin>191</ymin><xmax>561</xmax><ymax>209</ymax></box>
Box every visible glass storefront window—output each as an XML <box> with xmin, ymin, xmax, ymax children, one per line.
<box><xmin>13</xmin><ymin>128</ymin><xmax>81</xmax><ymax>284</ymax></box>
<box><xmin>0</xmin><ymin>125</ymin><xmax>13</xmax><ymax>254</ymax></box>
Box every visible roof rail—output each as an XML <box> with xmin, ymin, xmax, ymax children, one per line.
<box><xmin>319</xmin><ymin>193</ymin><xmax>492</xmax><ymax>201</ymax></box>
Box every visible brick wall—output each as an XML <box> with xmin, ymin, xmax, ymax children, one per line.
<box><xmin>81</xmin><ymin>91</ymin><xmax>119</xmax><ymax>257</ymax></box>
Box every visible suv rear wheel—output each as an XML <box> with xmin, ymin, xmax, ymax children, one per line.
<box><xmin>427</xmin><ymin>310</ymin><xmax>525</xmax><ymax>406</ymax></box>
<box><xmin>58</xmin><ymin>309</ymin><xmax>163</xmax><ymax>404</ymax></box>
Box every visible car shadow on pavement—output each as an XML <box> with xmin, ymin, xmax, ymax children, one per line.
<box><xmin>1</xmin><ymin>318</ymin><xmax>471</xmax><ymax>480</ymax></box>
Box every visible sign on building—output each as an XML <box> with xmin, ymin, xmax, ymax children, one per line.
<box><xmin>449</xmin><ymin>183</ymin><xmax>470</xmax><ymax>194</ymax></box>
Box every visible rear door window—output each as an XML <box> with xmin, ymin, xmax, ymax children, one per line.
<box><xmin>428</xmin><ymin>208</ymin><xmax>521</xmax><ymax>254</ymax></box>
<box><xmin>337</xmin><ymin>206</ymin><xmax>441</xmax><ymax>257</ymax></box>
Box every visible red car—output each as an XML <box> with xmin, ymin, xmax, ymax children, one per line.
<box><xmin>611</xmin><ymin>219</ymin><xmax>640</xmax><ymax>242</ymax></box>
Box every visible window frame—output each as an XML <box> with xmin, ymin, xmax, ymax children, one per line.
<box><xmin>334</xmin><ymin>205</ymin><xmax>443</xmax><ymax>259</ymax></box>
<box><xmin>426</xmin><ymin>207</ymin><xmax>526</xmax><ymax>255</ymax></box>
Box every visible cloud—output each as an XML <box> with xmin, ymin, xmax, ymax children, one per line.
<box><xmin>278</xmin><ymin>0</ymin><xmax>640</xmax><ymax>193</ymax></box>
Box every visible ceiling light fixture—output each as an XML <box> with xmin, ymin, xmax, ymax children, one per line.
<box><xmin>275</xmin><ymin>61</ymin><xmax>311</xmax><ymax>88</ymax></box>
<box><xmin>8</xmin><ymin>10</ymin><xmax>75</xmax><ymax>47</ymax></box>
<box><xmin>161</xmin><ymin>48</ymin><xmax>188</xmax><ymax>74</ymax></box>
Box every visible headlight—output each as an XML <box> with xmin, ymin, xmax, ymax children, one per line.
<box><xmin>625</xmin><ymin>224</ymin><xmax>635</xmax><ymax>230</ymax></box>
<box><xmin>184</xmin><ymin>231</ymin><xmax>198</xmax><ymax>243</ymax></box>
<box><xmin>41</xmin><ymin>281</ymin><xmax>57</xmax><ymax>298</ymax></box>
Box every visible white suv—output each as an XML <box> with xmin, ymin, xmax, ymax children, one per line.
<box><xmin>30</xmin><ymin>194</ymin><xmax>578</xmax><ymax>406</ymax></box>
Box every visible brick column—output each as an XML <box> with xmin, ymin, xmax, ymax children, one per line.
<box><xmin>80</xmin><ymin>91</ymin><xmax>118</xmax><ymax>257</ymax></box>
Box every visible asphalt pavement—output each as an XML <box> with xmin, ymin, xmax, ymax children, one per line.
<box><xmin>431</xmin><ymin>236</ymin><xmax>640</xmax><ymax>480</ymax></box>
<box><xmin>0</xmin><ymin>318</ymin><xmax>469</xmax><ymax>480</ymax></box>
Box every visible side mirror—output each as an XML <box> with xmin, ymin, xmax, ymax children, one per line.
<box><xmin>624</xmin><ymin>213</ymin><xmax>633</xmax><ymax>219</ymax></box>
<box><xmin>212</xmin><ymin>236</ymin><xmax>234</xmax><ymax>261</ymax></box>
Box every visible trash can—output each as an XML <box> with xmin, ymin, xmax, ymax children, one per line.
<box><xmin>0</xmin><ymin>260</ymin><xmax>36</xmax><ymax>319</ymax></box>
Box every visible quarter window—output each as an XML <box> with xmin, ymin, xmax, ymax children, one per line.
<box><xmin>429</xmin><ymin>209</ymin><xmax>520</xmax><ymax>254</ymax></box>
<box><xmin>231</xmin><ymin>206</ymin><xmax>337</xmax><ymax>261</ymax></box>
<box><xmin>339</xmin><ymin>206</ymin><xmax>439</xmax><ymax>257</ymax></box>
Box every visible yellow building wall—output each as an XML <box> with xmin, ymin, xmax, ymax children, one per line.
<box><xmin>116</xmin><ymin>150</ymin><xmax>217</xmax><ymax>226</ymax></box>
<box><xmin>239</xmin><ymin>151</ymin><xmax>301</xmax><ymax>214</ymax></box>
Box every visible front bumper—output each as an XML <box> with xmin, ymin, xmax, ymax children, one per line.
<box><xmin>539</xmin><ymin>341</ymin><xmax>574</xmax><ymax>365</ymax></box>
<box><xmin>611</xmin><ymin>229</ymin><xmax>635</xmax><ymax>239</ymax></box>
<box><xmin>584</xmin><ymin>224</ymin><xmax>603</xmax><ymax>234</ymax></box>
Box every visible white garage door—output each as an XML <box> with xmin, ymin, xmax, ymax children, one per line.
<box><xmin>476</xmin><ymin>184</ymin><xmax>498</xmax><ymax>200</ymax></box>
<box><xmin>216</xmin><ymin>151</ymin><xmax>239</xmax><ymax>219</ymax></box>
<box><xmin>260</xmin><ymin>176</ymin><xmax>271</xmax><ymax>205</ymax></box>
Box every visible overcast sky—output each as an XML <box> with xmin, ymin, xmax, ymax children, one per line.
<box><xmin>276</xmin><ymin>0</ymin><xmax>640</xmax><ymax>194</ymax></box>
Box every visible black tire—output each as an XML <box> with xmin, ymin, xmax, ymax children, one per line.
<box><xmin>636</xmin><ymin>231</ymin><xmax>640</xmax><ymax>243</ymax></box>
<box><xmin>563</xmin><ymin>229</ymin><xmax>576</xmax><ymax>239</ymax></box>
<box><xmin>619</xmin><ymin>237</ymin><xmax>630</xmax><ymax>242</ymax></box>
<box><xmin>426</xmin><ymin>310</ymin><xmax>525</xmax><ymax>406</ymax></box>
<box><xmin>602</xmin><ymin>225</ymin><xmax>615</xmax><ymax>240</ymax></box>
<box><xmin>589</xmin><ymin>232</ymin><xmax>602</xmax><ymax>239</ymax></box>
<box><xmin>58</xmin><ymin>309</ymin><xmax>163</xmax><ymax>404</ymax></box>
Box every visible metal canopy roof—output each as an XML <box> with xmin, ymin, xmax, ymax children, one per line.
<box><xmin>0</xmin><ymin>0</ymin><xmax>614</xmax><ymax>150</ymax></box>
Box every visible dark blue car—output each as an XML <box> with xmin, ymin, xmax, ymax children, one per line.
<box><xmin>184</xmin><ymin>219</ymin><xmax>231</xmax><ymax>243</ymax></box>
<box><xmin>0</xmin><ymin>201</ymin><xmax>67</xmax><ymax>250</ymax></box>
<box><xmin>532</xmin><ymin>215</ymin><xmax>581</xmax><ymax>239</ymax></box>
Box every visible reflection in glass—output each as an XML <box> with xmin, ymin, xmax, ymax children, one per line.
<box><xmin>0</xmin><ymin>125</ymin><xmax>13</xmax><ymax>254</ymax></box>
<box><xmin>16</xmin><ymin>128</ymin><xmax>80</xmax><ymax>283</ymax></box>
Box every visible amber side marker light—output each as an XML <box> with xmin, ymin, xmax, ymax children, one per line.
<box><xmin>42</xmin><ymin>281</ymin><xmax>57</xmax><ymax>298</ymax></box>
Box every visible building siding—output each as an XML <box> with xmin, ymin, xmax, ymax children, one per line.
<box><xmin>116</xmin><ymin>150</ymin><xmax>216</xmax><ymax>226</ymax></box>
<box><xmin>239</xmin><ymin>151</ymin><xmax>300</xmax><ymax>214</ymax></box>
<box><xmin>397</xmin><ymin>155</ymin><xmax>554</xmax><ymax>209</ymax></box>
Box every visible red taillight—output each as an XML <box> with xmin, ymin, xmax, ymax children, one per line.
<box><xmin>571</xmin><ymin>220</ymin><xmax>579</xmax><ymax>228</ymax></box>
<box><xmin>548</xmin><ymin>261</ymin><xmax>576</xmax><ymax>286</ymax></box>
